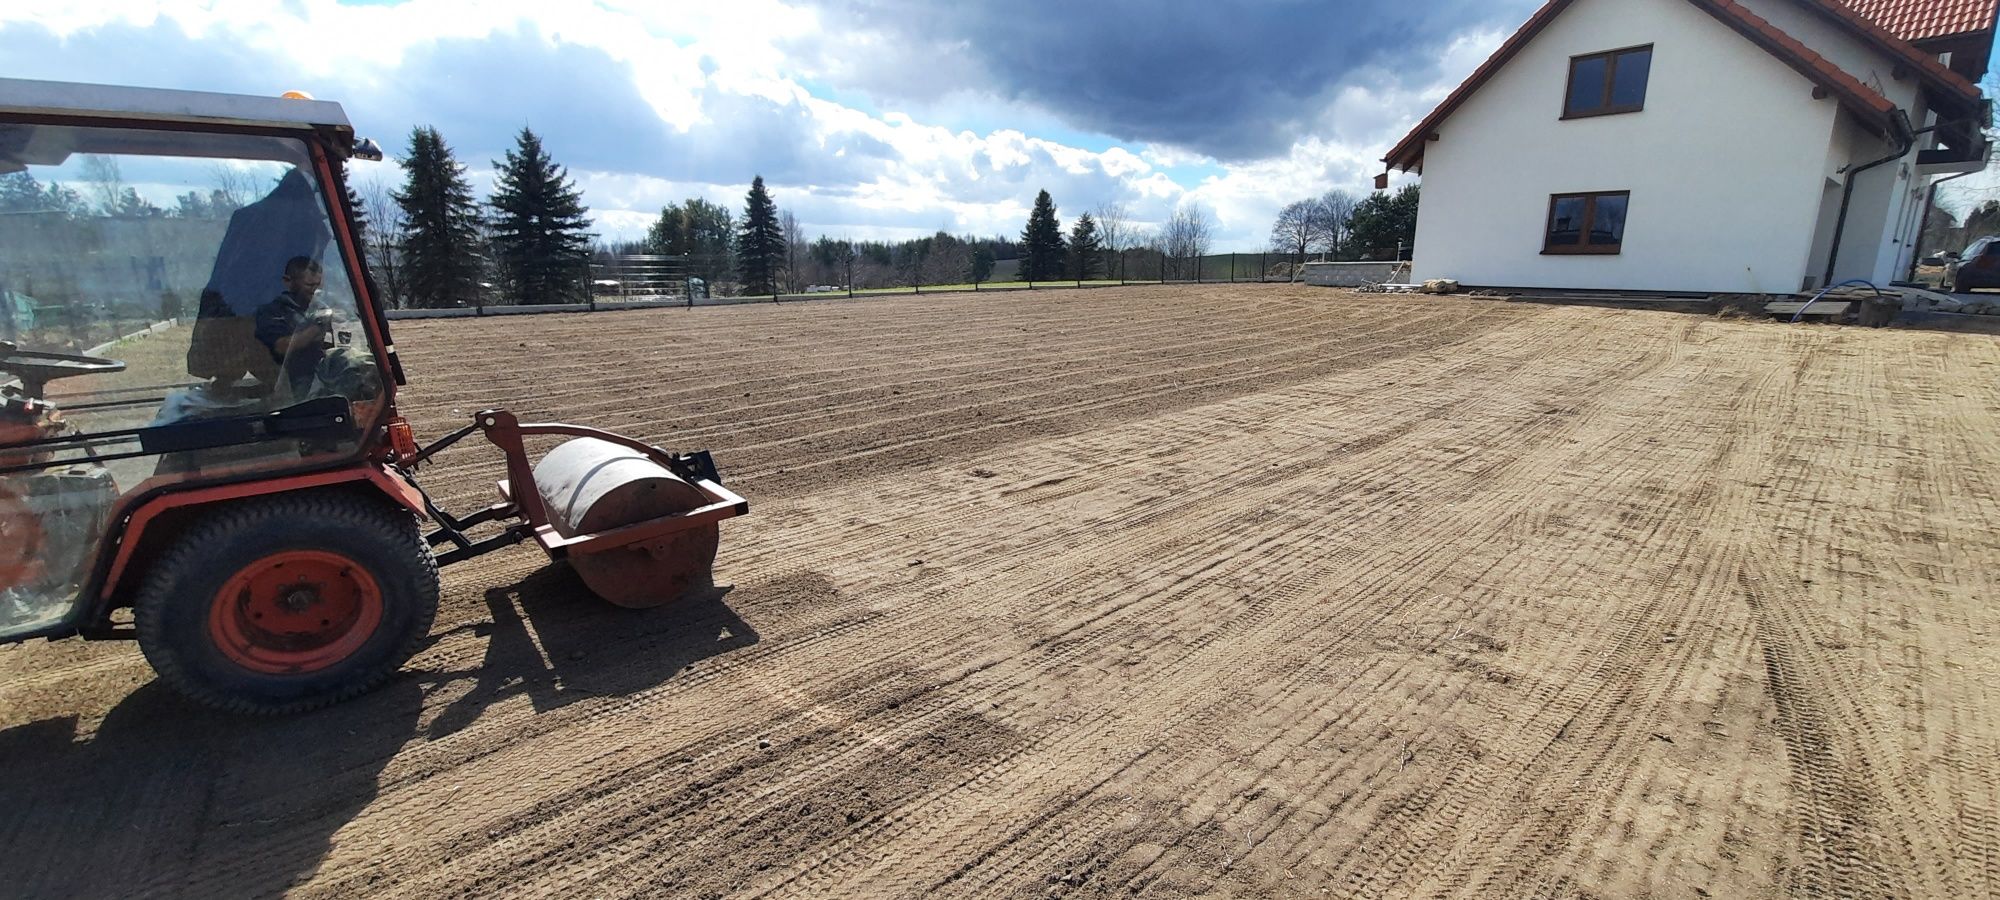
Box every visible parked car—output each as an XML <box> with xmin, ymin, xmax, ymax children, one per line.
<box><xmin>1946</xmin><ymin>237</ymin><xmax>2000</xmax><ymax>292</ymax></box>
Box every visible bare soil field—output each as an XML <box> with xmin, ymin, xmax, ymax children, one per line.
<box><xmin>4</xmin><ymin>284</ymin><xmax>1998</xmax><ymax>899</ymax></box>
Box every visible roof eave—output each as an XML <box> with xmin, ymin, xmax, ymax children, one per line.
<box><xmin>1793</xmin><ymin>0</ymin><xmax>1983</xmax><ymax>109</ymax></box>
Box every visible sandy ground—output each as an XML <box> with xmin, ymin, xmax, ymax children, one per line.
<box><xmin>3</xmin><ymin>284</ymin><xmax>1998</xmax><ymax>899</ymax></box>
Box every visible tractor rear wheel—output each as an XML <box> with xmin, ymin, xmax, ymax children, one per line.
<box><xmin>135</xmin><ymin>490</ymin><xmax>439</xmax><ymax>715</ymax></box>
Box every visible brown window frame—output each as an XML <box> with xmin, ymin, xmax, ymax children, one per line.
<box><xmin>1561</xmin><ymin>45</ymin><xmax>1652</xmax><ymax>119</ymax></box>
<box><xmin>1542</xmin><ymin>191</ymin><xmax>1630</xmax><ymax>255</ymax></box>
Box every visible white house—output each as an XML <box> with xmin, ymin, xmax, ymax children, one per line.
<box><xmin>1384</xmin><ymin>0</ymin><xmax>1995</xmax><ymax>293</ymax></box>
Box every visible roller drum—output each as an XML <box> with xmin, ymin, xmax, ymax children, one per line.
<box><xmin>532</xmin><ymin>437</ymin><xmax>718</xmax><ymax>607</ymax></box>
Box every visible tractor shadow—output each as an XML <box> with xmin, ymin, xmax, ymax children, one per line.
<box><xmin>0</xmin><ymin>678</ymin><xmax>426</xmax><ymax>899</ymax></box>
<box><xmin>424</xmin><ymin>564</ymin><xmax>759</xmax><ymax>738</ymax></box>
<box><xmin>0</xmin><ymin>566</ymin><xmax>755</xmax><ymax>899</ymax></box>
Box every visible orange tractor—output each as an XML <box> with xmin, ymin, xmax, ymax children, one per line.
<box><xmin>0</xmin><ymin>79</ymin><xmax>746</xmax><ymax>713</ymax></box>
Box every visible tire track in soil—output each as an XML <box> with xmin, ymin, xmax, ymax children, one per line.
<box><xmin>300</xmin><ymin>306</ymin><xmax>1576</xmax><ymax>896</ymax></box>
<box><xmin>924</xmin><ymin>320</ymin><xmax>1752</xmax><ymax>896</ymax></box>
<box><xmin>720</xmin><ymin>312</ymin><xmax>1688</xmax><ymax>896</ymax></box>
<box><xmin>413</xmin><ymin>302</ymin><xmax>1507</xmax><ymax>511</ymax></box>
<box><xmin>320</xmin><ymin>308</ymin><xmax>1568</xmax><ymax>892</ymax></box>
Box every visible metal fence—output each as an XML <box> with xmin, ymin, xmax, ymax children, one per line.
<box><xmin>496</xmin><ymin>244</ymin><xmax>1418</xmax><ymax>309</ymax></box>
<box><xmin>589</xmin><ymin>254</ymin><xmax>697</xmax><ymax>302</ymax></box>
<box><xmin>646</xmin><ymin>246</ymin><xmax>1412</xmax><ymax>303</ymax></box>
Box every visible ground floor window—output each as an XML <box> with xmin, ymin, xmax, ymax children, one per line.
<box><xmin>1544</xmin><ymin>191</ymin><xmax>1629</xmax><ymax>254</ymax></box>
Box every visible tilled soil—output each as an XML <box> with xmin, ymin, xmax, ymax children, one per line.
<box><xmin>3</xmin><ymin>284</ymin><xmax>1998</xmax><ymax>898</ymax></box>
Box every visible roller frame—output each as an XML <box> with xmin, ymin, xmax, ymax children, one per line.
<box><xmin>405</xmin><ymin>408</ymin><xmax>747</xmax><ymax>571</ymax></box>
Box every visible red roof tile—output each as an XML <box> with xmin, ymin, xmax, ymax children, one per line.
<box><xmin>1382</xmin><ymin>0</ymin><xmax>1900</xmax><ymax>171</ymax></box>
<box><xmin>1837</xmin><ymin>0</ymin><xmax>1998</xmax><ymax>42</ymax></box>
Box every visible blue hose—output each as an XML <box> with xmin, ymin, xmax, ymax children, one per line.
<box><xmin>1791</xmin><ymin>278</ymin><xmax>1881</xmax><ymax>324</ymax></box>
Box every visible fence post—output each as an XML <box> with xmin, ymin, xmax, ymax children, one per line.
<box><xmin>1196</xmin><ymin>253</ymin><xmax>1202</xmax><ymax>283</ymax></box>
<box><xmin>1261</xmin><ymin>252</ymin><xmax>1267</xmax><ymax>283</ymax></box>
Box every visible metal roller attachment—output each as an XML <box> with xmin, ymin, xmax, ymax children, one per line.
<box><xmin>532</xmin><ymin>437</ymin><xmax>719</xmax><ymax>607</ymax></box>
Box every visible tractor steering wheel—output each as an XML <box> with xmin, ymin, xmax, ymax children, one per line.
<box><xmin>0</xmin><ymin>341</ymin><xmax>127</xmax><ymax>400</ymax></box>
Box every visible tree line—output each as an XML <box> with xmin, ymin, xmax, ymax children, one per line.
<box><xmin>357</xmin><ymin>125</ymin><xmax>593</xmax><ymax>308</ymax></box>
<box><xmin>5</xmin><ymin>134</ymin><xmax>1426</xmax><ymax>309</ymax></box>
<box><xmin>1268</xmin><ymin>184</ymin><xmax>1419</xmax><ymax>262</ymax></box>
<box><xmin>632</xmin><ymin>182</ymin><xmax>1232</xmax><ymax>295</ymax></box>
<box><xmin>1015</xmin><ymin>190</ymin><xmax>1217</xmax><ymax>282</ymax></box>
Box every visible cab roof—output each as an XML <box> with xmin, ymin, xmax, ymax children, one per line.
<box><xmin>0</xmin><ymin>78</ymin><xmax>353</xmax><ymax>136</ymax></box>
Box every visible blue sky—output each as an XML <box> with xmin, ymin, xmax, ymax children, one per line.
<box><xmin>0</xmin><ymin>0</ymin><xmax>1540</xmax><ymax>248</ymax></box>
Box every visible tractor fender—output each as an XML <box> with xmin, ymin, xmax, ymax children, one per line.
<box><xmin>96</xmin><ymin>465</ymin><xmax>426</xmax><ymax>609</ymax></box>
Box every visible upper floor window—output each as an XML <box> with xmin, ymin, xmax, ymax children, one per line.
<box><xmin>1564</xmin><ymin>46</ymin><xmax>1652</xmax><ymax>118</ymax></box>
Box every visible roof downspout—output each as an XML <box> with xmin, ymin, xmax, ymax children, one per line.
<box><xmin>1822</xmin><ymin>110</ymin><xmax>1919</xmax><ymax>288</ymax></box>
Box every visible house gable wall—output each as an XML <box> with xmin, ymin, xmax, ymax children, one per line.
<box><xmin>1738</xmin><ymin>0</ymin><xmax>1925</xmax><ymax>110</ymax></box>
<box><xmin>1409</xmin><ymin>0</ymin><xmax>1850</xmax><ymax>292</ymax></box>
<box><xmin>1748</xmin><ymin>0</ymin><xmax>1938</xmax><ymax>287</ymax></box>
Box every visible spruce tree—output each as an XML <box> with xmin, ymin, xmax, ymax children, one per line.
<box><xmin>1020</xmin><ymin>190</ymin><xmax>1065</xmax><ymax>281</ymax></box>
<box><xmin>340</xmin><ymin>161</ymin><xmax>368</xmax><ymax>251</ymax></box>
<box><xmin>489</xmin><ymin>127</ymin><xmax>593</xmax><ymax>305</ymax></box>
<box><xmin>1067</xmin><ymin>212</ymin><xmax>1102</xmax><ymax>280</ymax></box>
<box><xmin>1347</xmin><ymin>184</ymin><xmax>1421</xmax><ymax>260</ymax></box>
<box><xmin>736</xmin><ymin>175</ymin><xmax>784</xmax><ymax>295</ymax></box>
<box><xmin>394</xmin><ymin>126</ymin><xmax>485</xmax><ymax>308</ymax></box>
<box><xmin>0</xmin><ymin>172</ymin><xmax>43</xmax><ymax>212</ymax></box>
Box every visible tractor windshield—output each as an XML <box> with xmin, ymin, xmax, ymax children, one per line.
<box><xmin>0</xmin><ymin>123</ymin><xmax>383</xmax><ymax>639</ymax></box>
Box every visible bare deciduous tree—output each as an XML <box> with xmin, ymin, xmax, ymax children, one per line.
<box><xmin>1094</xmin><ymin>201</ymin><xmax>1131</xmax><ymax>279</ymax></box>
<box><xmin>80</xmin><ymin>154</ymin><xmax>125</xmax><ymax>213</ymax></box>
<box><xmin>209</xmin><ymin>162</ymin><xmax>263</xmax><ymax>211</ymax></box>
<box><xmin>1270</xmin><ymin>199</ymin><xmax>1316</xmax><ymax>261</ymax></box>
<box><xmin>1161</xmin><ymin>203</ymin><xmax>1214</xmax><ymax>279</ymax></box>
<box><xmin>919</xmin><ymin>233</ymin><xmax>973</xmax><ymax>286</ymax></box>
<box><xmin>779</xmin><ymin>209</ymin><xmax>804</xmax><ymax>293</ymax></box>
<box><xmin>1314</xmin><ymin>189</ymin><xmax>1359</xmax><ymax>256</ymax></box>
<box><xmin>357</xmin><ymin>175</ymin><xmax>409</xmax><ymax>308</ymax></box>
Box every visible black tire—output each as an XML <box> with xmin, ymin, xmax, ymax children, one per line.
<box><xmin>134</xmin><ymin>490</ymin><xmax>439</xmax><ymax>715</ymax></box>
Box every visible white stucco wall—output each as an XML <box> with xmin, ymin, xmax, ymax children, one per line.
<box><xmin>1736</xmin><ymin>0</ymin><xmax>1921</xmax><ymax>110</ymax></box>
<box><xmin>1408</xmin><ymin>0</ymin><xmax>1858</xmax><ymax>292</ymax></box>
<box><xmin>1733</xmin><ymin>0</ymin><xmax>1941</xmax><ymax>286</ymax></box>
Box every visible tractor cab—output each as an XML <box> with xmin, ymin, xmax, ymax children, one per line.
<box><xmin>0</xmin><ymin>81</ymin><xmax>393</xmax><ymax>644</ymax></box>
<box><xmin>2</xmin><ymin>78</ymin><xmax>743</xmax><ymax>715</ymax></box>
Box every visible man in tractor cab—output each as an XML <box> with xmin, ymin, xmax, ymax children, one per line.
<box><xmin>185</xmin><ymin>168</ymin><xmax>330</xmax><ymax>394</ymax></box>
<box><xmin>254</xmin><ymin>256</ymin><xmax>328</xmax><ymax>398</ymax></box>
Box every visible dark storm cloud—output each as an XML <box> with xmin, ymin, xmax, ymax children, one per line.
<box><xmin>799</xmin><ymin>0</ymin><xmax>1538</xmax><ymax>160</ymax></box>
